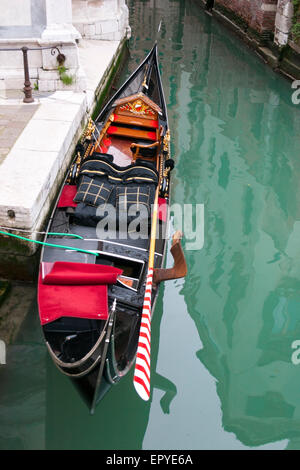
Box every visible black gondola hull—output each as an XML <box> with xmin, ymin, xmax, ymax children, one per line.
<box><xmin>38</xmin><ymin>43</ymin><xmax>171</xmax><ymax>411</ymax></box>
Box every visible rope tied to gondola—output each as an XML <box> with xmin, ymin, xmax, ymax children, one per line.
<box><xmin>0</xmin><ymin>230</ymin><xmax>98</xmax><ymax>257</ymax></box>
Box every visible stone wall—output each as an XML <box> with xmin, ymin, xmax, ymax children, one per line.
<box><xmin>201</xmin><ymin>0</ymin><xmax>300</xmax><ymax>79</ymax></box>
<box><xmin>275</xmin><ymin>0</ymin><xmax>294</xmax><ymax>45</ymax></box>
<box><xmin>72</xmin><ymin>0</ymin><xmax>131</xmax><ymax>41</ymax></box>
<box><xmin>214</xmin><ymin>0</ymin><xmax>278</xmax><ymax>40</ymax></box>
<box><xmin>0</xmin><ymin>0</ymin><xmax>130</xmax><ymax>92</ymax></box>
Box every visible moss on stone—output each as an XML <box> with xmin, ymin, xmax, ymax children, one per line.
<box><xmin>0</xmin><ymin>235</ymin><xmax>36</xmax><ymax>256</ymax></box>
<box><xmin>92</xmin><ymin>38</ymin><xmax>129</xmax><ymax>120</ymax></box>
<box><xmin>292</xmin><ymin>1</ymin><xmax>300</xmax><ymax>41</ymax></box>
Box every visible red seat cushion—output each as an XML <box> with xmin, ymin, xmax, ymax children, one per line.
<box><xmin>158</xmin><ymin>197</ymin><xmax>168</xmax><ymax>222</ymax></box>
<box><xmin>57</xmin><ymin>185</ymin><xmax>78</xmax><ymax>208</ymax></box>
<box><xmin>38</xmin><ymin>262</ymin><xmax>122</xmax><ymax>325</ymax></box>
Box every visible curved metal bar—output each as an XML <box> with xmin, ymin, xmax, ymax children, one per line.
<box><xmin>53</xmin><ymin>352</ymin><xmax>103</xmax><ymax>379</ymax></box>
<box><xmin>90</xmin><ymin>299</ymin><xmax>117</xmax><ymax>414</ymax></box>
<box><xmin>45</xmin><ymin>317</ymin><xmax>109</xmax><ymax>369</ymax></box>
<box><xmin>50</xmin><ymin>46</ymin><xmax>65</xmax><ymax>65</ymax></box>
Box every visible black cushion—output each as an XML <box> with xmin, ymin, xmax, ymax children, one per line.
<box><xmin>73</xmin><ymin>202</ymin><xmax>111</xmax><ymax>227</ymax></box>
<box><xmin>72</xmin><ymin>159</ymin><xmax>158</xmax><ymax>228</ymax></box>
<box><xmin>79</xmin><ymin>158</ymin><xmax>158</xmax><ymax>186</ymax></box>
<box><xmin>74</xmin><ymin>175</ymin><xmax>113</xmax><ymax>207</ymax></box>
<box><xmin>91</xmin><ymin>152</ymin><xmax>114</xmax><ymax>162</ymax></box>
<box><xmin>116</xmin><ymin>186</ymin><xmax>151</xmax><ymax>212</ymax></box>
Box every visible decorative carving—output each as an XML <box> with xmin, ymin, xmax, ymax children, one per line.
<box><xmin>82</xmin><ymin>118</ymin><xmax>96</xmax><ymax>143</ymax></box>
<box><xmin>119</xmin><ymin>99</ymin><xmax>156</xmax><ymax>116</ymax></box>
<box><xmin>163</xmin><ymin>129</ymin><xmax>170</xmax><ymax>155</ymax></box>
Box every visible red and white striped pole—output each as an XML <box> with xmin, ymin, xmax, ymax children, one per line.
<box><xmin>133</xmin><ymin>267</ymin><xmax>153</xmax><ymax>400</ymax></box>
<box><xmin>133</xmin><ymin>182</ymin><xmax>160</xmax><ymax>400</ymax></box>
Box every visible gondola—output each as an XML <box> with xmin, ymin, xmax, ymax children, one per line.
<box><xmin>37</xmin><ymin>43</ymin><xmax>187</xmax><ymax>413</ymax></box>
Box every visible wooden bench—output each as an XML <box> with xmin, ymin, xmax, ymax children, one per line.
<box><xmin>107</xmin><ymin>126</ymin><xmax>157</xmax><ymax>141</ymax></box>
<box><xmin>113</xmin><ymin>113</ymin><xmax>159</xmax><ymax>129</ymax></box>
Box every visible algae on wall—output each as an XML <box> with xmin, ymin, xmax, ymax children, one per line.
<box><xmin>291</xmin><ymin>0</ymin><xmax>300</xmax><ymax>42</ymax></box>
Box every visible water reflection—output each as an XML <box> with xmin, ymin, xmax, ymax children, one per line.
<box><xmin>0</xmin><ymin>305</ymin><xmax>46</xmax><ymax>450</ymax></box>
<box><xmin>44</xmin><ymin>292</ymin><xmax>168</xmax><ymax>450</ymax></box>
<box><xmin>129</xmin><ymin>0</ymin><xmax>300</xmax><ymax>449</ymax></box>
<box><xmin>169</xmin><ymin>0</ymin><xmax>300</xmax><ymax>448</ymax></box>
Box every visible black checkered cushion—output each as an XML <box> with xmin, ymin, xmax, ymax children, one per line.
<box><xmin>116</xmin><ymin>186</ymin><xmax>150</xmax><ymax>212</ymax></box>
<box><xmin>74</xmin><ymin>175</ymin><xmax>112</xmax><ymax>207</ymax></box>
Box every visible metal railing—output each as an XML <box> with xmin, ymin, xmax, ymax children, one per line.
<box><xmin>0</xmin><ymin>44</ymin><xmax>65</xmax><ymax>103</ymax></box>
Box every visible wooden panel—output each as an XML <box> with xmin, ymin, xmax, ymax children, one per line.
<box><xmin>114</xmin><ymin>92</ymin><xmax>162</xmax><ymax>115</ymax></box>
<box><xmin>107</xmin><ymin>126</ymin><xmax>157</xmax><ymax>141</ymax></box>
<box><xmin>113</xmin><ymin>113</ymin><xmax>158</xmax><ymax>129</ymax></box>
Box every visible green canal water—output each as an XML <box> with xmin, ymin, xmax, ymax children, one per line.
<box><xmin>1</xmin><ymin>0</ymin><xmax>300</xmax><ymax>450</ymax></box>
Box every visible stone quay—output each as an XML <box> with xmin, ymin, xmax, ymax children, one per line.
<box><xmin>0</xmin><ymin>0</ymin><xmax>131</xmax><ymax>282</ymax></box>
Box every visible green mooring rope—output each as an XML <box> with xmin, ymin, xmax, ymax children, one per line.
<box><xmin>47</xmin><ymin>232</ymin><xmax>82</xmax><ymax>239</ymax></box>
<box><xmin>0</xmin><ymin>226</ymin><xmax>84</xmax><ymax>239</ymax></box>
<box><xmin>0</xmin><ymin>230</ymin><xmax>98</xmax><ymax>257</ymax></box>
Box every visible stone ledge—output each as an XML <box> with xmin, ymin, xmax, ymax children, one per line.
<box><xmin>0</xmin><ymin>91</ymin><xmax>87</xmax><ymax>232</ymax></box>
<box><xmin>0</xmin><ymin>37</ymin><xmax>128</xmax><ymax>280</ymax></box>
<box><xmin>258</xmin><ymin>47</ymin><xmax>279</xmax><ymax>68</ymax></box>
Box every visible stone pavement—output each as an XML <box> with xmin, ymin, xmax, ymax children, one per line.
<box><xmin>0</xmin><ymin>104</ymin><xmax>39</xmax><ymax>166</ymax></box>
<box><xmin>0</xmin><ymin>38</ymin><xmax>123</xmax><ymax>170</ymax></box>
<box><xmin>0</xmin><ymin>38</ymin><xmax>126</xmax><ymax>280</ymax></box>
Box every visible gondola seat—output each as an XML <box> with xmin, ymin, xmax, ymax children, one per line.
<box><xmin>57</xmin><ymin>185</ymin><xmax>78</xmax><ymax>208</ymax></box>
<box><xmin>38</xmin><ymin>262</ymin><xmax>122</xmax><ymax>325</ymax></box>
<box><xmin>72</xmin><ymin>157</ymin><xmax>158</xmax><ymax>228</ymax></box>
<box><xmin>130</xmin><ymin>140</ymin><xmax>159</xmax><ymax>161</ymax></box>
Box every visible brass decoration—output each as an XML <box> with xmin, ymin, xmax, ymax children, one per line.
<box><xmin>82</xmin><ymin>118</ymin><xmax>95</xmax><ymax>159</ymax></box>
<box><xmin>81</xmin><ymin>118</ymin><xmax>95</xmax><ymax>143</ymax></box>
<box><xmin>163</xmin><ymin>129</ymin><xmax>170</xmax><ymax>155</ymax></box>
<box><xmin>119</xmin><ymin>99</ymin><xmax>156</xmax><ymax>116</ymax></box>
<box><xmin>159</xmin><ymin>129</ymin><xmax>171</xmax><ymax>196</ymax></box>
<box><xmin>67</xmin><ymin>118</ymin><xmax>96</xmax><ymax>183</ymax></box>
<box><xmin>91</xmin><ymin>113</ymin><xmax>114</xmax><ymax>155</ymax></box>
